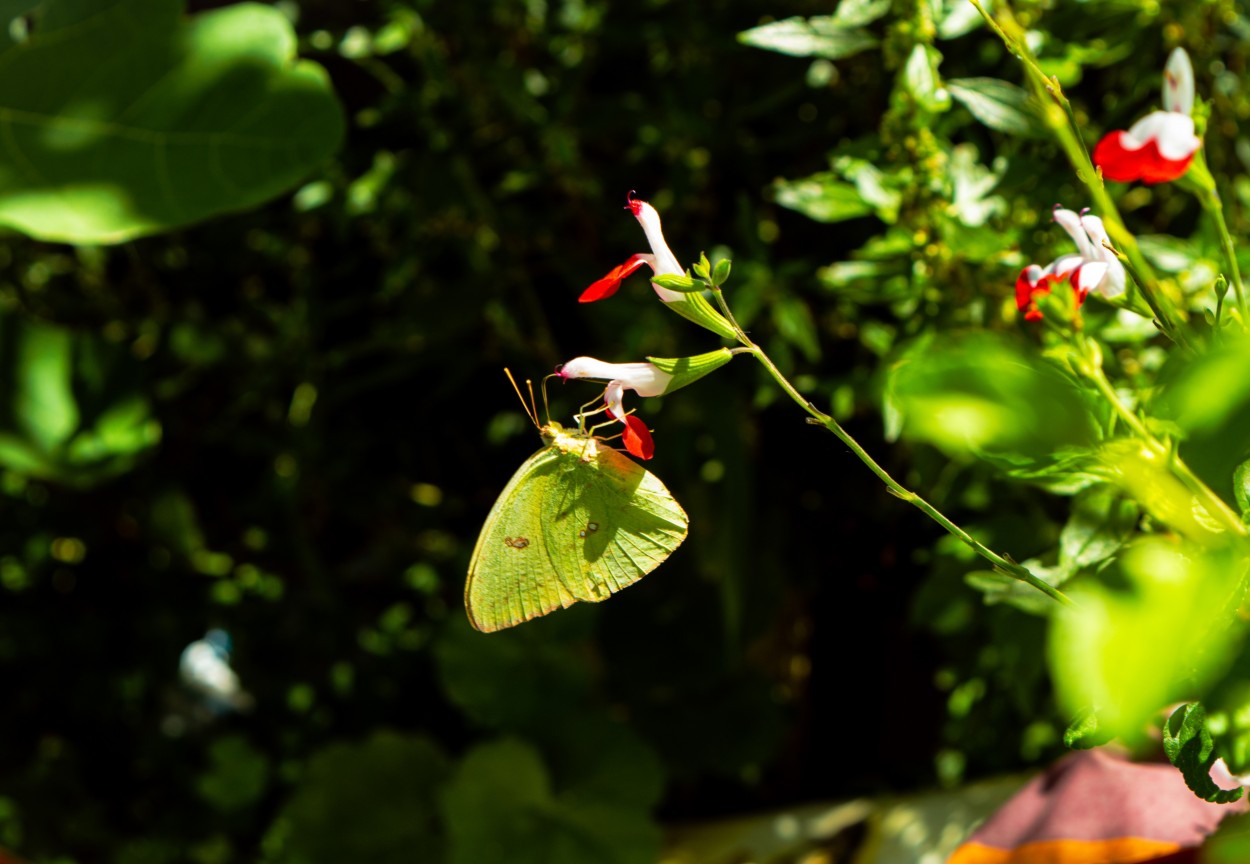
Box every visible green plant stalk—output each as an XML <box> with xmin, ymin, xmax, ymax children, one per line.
<box><xmin>712</xmin><ymin>288</ymin><xmax>1074</xmax><ymax>606</ymax></box>
<box><xmin>1075</xmin><ymin>337</ymin><xmax>1247</xmax><ymax>539</ymax></box>
<box><xmin>1186</xmin><ymin>150</ymin><xmax>1248</xmax><ymax>324</ymax></box>
<box><xmin>967</xmin><ymin>0</ymin><xmax>1192</xmax><ymax>346</ymax></box>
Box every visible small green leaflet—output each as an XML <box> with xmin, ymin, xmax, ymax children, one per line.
<box><xmin>465</xmin><ymin>421</ymin><xmax>688</xmax><ymax>633</ymax></box>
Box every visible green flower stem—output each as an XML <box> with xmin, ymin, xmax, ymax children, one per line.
<box><xmin>1075</xmin><ymin>337</ymin><xmax>1247</xmax><ymax>539</ymax></box>
<box><xmin>967</xmin><ymin>0</ymin><xmax>1191</xmax><ymax>346</ymax></box>
<box><xmin>1185</xmin><ymin>150</ymin><xmax>1248</xmax><ymax>325</ymax></box>
<box><xmin>713</xmin><ymin>287</ymin><xmax>1073</xmax><ymax>606</ymax></box>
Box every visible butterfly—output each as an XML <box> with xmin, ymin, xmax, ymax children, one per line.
<box><xmin>464</xmin><ymin>377</ymin><xmax>688</xmax><ymax>633</ymax></box>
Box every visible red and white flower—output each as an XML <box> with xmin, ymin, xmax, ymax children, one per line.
<box><xmin>580</xmin><ymin>193</ymin><xmax>688</xmax><ymax>304</ymax></box>
<box><xmin>1092</xmin><ymin>48</ymin><xmax>1200</xmax><ymax>185</ymax></box>
<box><xmin>1015</xmin><ymin>206</ymin><xmax>1124</xmax><ymax>321</ymax></box>
<box><xmin>558</xmin><ymin>357</ymin><xmax>674</xmax><ymax>460</ymax></box>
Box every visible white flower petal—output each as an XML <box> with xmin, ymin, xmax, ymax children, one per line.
<box><xmin>1163</xmin><ymin>47</ymin><xmax>1195</xmax><ymax>116</ymax></box>
<box><xmin>1074</xmin><ymin>261</ymin><xmax>1109</xmax><ymax>296</ymax></box>
<box><xmin>559</xmin><ymin>357</ymin><xmax>672</xmax><ymax>396</ymax></box>
<box><xmin>1053</xmin><ymin>207</ymin><xmax>1097</xmax><ymax>260</ymax></box>
<box><xmin>1079</xmin><ymin>215</ymin><xmax>1127</xmax><ymax>298</ymax></box>
<box><xmin>605</xmin><ymin>380</ymin><xmax>627</xmax><ymax>419</ymax></box>
<box><xmin>1125</xmin><ymin>112</ymin><xmax>1200</xmax><ymax>161</ymax></box>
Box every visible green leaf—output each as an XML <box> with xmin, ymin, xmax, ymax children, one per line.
<box><xmin>773</xmin><ymin>173</ymin><xmax>872</xmax><ymax>224</ymax></box>
<box><xmin>646</xmin><ymin>348</ymin><xmax>733</xmax><ymax>393</ymax></box>
<box><xmin>833</xmin><ymin>0</ymin><xmax>891</xmax><ymax>27</ymax></box>
<box><xmin>270</xmin><ymin>732</ymin><xmax>449</xmax><ymax>864</ymax></box>
<box><xmin>693</xmin><ymin>252</ymin><xmax>711</xmax><ymax>281</ymax></box>
<box><xmin>434</xmin><ymin>617</ymin><xmax>594</xmax><ymax>730</ymax></box>
<box><xmin>1156</xmin><ymin>336</ymin><xmax>1250</xmax><ymax>505</ymax></box>
<box><xmin>1062</xmin><ymin>708</ymin><xmax>1110</xmax><ymax>750</ymax></box>
<box><xmin>1236</xmin><ymin>458</ymin><xmax>1250</xmax><ymax>518</ymax></box>
<box><xmin>1049</xmin><ymin>540</ymin><xmax>1246</xmax><ymax>743</ymax></box>
<box><xmin>835</xmin><ymin>157</ymin><xmax>902</xmax><ymax>223</ymax></box>
<box><xmin>0</xmin><ymin>0</ymin><xmax>345</xmax><ymax>243</ymax></box>
<box><xmin>1099</xmin><ymin>439</ymin><xmax>1231</xmax><ymax>545</ymax></box>
<box><xmin>1163</xmin><ymin>703</ymin><xmax>1244</xmax><ymax>804</ymax></box>
<box><xmin>0</xmin><ymin>313</ymin><xmax>160</xmax><ymax>485</ymax></box>
<box><xmin>885</xmin><ymin>333</ymin><xmax>1098</xmax><ymax>471</ymax></box>
<box><xmin>441</xmin><ymin>737</ymin><xmax>662</xmax><ymax>864</ymax></box>
<box><xmin>1057</xmin><ymin>485</ymin><xmax>1138</xmax><ymax>574</ymax></box>
<box><xmin>711</xmin><ymin>258</ymin><xmax>732</xmax><ymax>287</ymax></box>
<box><xmin>1203</xmin><ymin>811</ymin><xmax>1250</xmax><ymax>864</ymax></box>
<box><xmin>947</xmin><ymin>143</ymin><xmax>1004</xmax><ymax>228</ymax></box>
<box><xmin>662</xmin><ymin>293</ymin><xmax>738</xmax><ymax>340</ymax></box>
<box><xmin>650</xmin><ymin>273</ymin><xmax>702</xmax><ymax>293</ymax></box>
<box><xmin>737</xmin><ymin>16</ymin><xmax>877</xmax><ymax>61</ymax></box>
<box><xmin>937</xmin><ymin>0</ymin><xmax>987</xmax><ymax>39</ymax></box>
<box><xmin>903</xmin><ymin>44</ymin><xmax>950</xmax><ymax>113</ymax></box>
<box><xmin>947</xmin><ymin>77</ymin><xmax>1045</xmax><ymax>138</ymax></box>
<box><xmin>771</xmin><ymin>295</ymin><xmax>821</xmax><ymax>363</ymax></box>
<box><xmin>197</xmin><ymin>735</ymin><xmax>270</xmax><ymax>813</ymax></box>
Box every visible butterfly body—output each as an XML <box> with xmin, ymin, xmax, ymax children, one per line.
<box><xmin>466</xmin><ymin>421</ymin><xmax>688</xmax><ymax>632</ymax></box>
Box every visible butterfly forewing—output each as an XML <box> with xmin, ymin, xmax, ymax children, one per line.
<box><xmin>465</xmin><ymin>444</ymin><xmax>577</xmax><ymax>632</ymax></box>
<box><xmin>465</xmin><ymin>426</ymin><xmax>689</xmax><ymax>632</ymax></box>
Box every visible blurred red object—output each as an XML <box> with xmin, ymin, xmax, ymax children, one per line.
<box><xmin>949</xmin><ymin>749</ymin><xmax>1247</xmax><ymax>863</ymax></box>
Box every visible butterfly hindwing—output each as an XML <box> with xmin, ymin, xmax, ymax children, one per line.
<box><xmin>541</xmin><ymin>444</ymin><xmax>687</xmax><ymax>603</ymax></box>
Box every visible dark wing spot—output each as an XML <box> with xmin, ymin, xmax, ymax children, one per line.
<box><xmin>586</xmin><ymin>521</ymin><xmax>600</xmax><ymax>533</ymax></box>
<box><xmin>504</xmin><ymin>536</ymin><xmax>530</xmax><ymax>550</ymax></box>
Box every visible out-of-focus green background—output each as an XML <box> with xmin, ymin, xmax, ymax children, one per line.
<box><xmin>1</xmin><ymin>0</ymin><xmax>1245</xmax><ymax>860</ymax></box>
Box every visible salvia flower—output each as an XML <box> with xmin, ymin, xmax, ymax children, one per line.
<box><xmin>558</xmin><ymin>349</ymin><xmax>734</xmax><ymax>460</ymax></box>
<box><xmin>1015</xmin><ymin>206</ymin><xmax>1124</xmax><ymax>321</ymax></box>
<box><xmin>580</xmin><ymin>192</ymin><xmax>688</xmax><ymax>304</ymax></box>
<box><xmin>558</xmin><ymin>357</ymin><xmax>671</xmax><ymax>460</ymax></box>
<box><xmin>1092</xmin><ymin>48</ymin><xmax>1200</xmax><ymax>184</ymax></box>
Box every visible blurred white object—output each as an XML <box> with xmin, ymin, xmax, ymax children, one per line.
<box><xmin>179</xmin><ymin>629</ymin><xmax>253</xmax><ymax>714</ymax></box>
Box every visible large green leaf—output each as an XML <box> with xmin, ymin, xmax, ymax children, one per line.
<box><xmin>1156</xmin><ymin>336</ymin><xmax>1250</xmax><ymax>505</ymax></box>
<box><xmin>267</xmin><ymin>732</ymin><xmax>449</xmax><ymax>864</ymax></box>
<box><xmin>885</xmin><ymin>333</ymin><xmax>1099</xmax><ymax>479</ymax></box>
<box><xmin>1049</xmin><ymin>539</ymin><xmax>1247</xmax><ymax>743</ymax></box>
<box><xmin>0</xmin><ymin>312</ymin><xmax>160</xmax><ymax>484</ymax></box>
<box><xmin>441</xmin><ymin>736</ymin><xmax>662</xmax><ymax>864</ymax></box>
<box><xmin>0</xmin><ymin>0</ymin><xmax>344</xmax><ymax>243</ymax></box>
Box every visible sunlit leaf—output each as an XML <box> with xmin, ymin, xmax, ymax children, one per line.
<box><xmin>773</xmin><ymin>173</ymin><xmax>871</xmax><ymax>224</ymax></box>
<box><xmin>834</xmin><ymin>0</ymin><xmax>891</xmax><ymax>27</ymax></box>
<box><xmin>886</xmin><ymin>333</ymin><xmax>1099</xmax><ymax>474</ymax></box>
<box><xmin>0</xmin><ymin>0</ymin><xmax>344</xmax><ymax>242</ymax></box>
<box><xmin>737</xmin><ymin>16</ymin><xmax>877</xmax><ymax>60</ymax></box>
<box><xmin>1163</xmin><ymin>703</ymin><xmax>1243</xmax><ymax>804</ymax></box>
<box><xmin>1049</xmin><ymin>539</ymin><xmax>1247</xmax><ymax>742</ymax></box>
<box><xmin>0</xmin><ymin>313</ymin><xmax>160</xmax><ymax>484</ymax></box>
<box><xmin>947</xmin><ymin>77</ymin><xmax>1044</xmax><ymax>138</ymax></box>
<box><xmin>904</xmin><ymin>44</ymin><xmax>950</xmax><ymax>113</ymax></box>
<box><xmin>1156</xmin><ymin>336</ymin><xmax>1250</xmax><ymax>504</ymax></box>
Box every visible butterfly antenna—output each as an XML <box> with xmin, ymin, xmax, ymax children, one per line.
<box><xmin>504</xmin><ymin>368</ymin><xmax>540</xmax><ymax>430</ymax></box>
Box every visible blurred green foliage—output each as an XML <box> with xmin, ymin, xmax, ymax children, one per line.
<box><xmin>3</xmin><ymin>0</ymin><xmax>1250</xmax><ymax>860</ymax></box>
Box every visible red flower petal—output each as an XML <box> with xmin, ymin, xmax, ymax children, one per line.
<box><xmin>578</xmin><ymin>254</ymin><xmax>652</xmax><ymax>303</ymax></box>
<box><xmin>1015</xmin><ymin>267</ymin><xmax>1087</xmax><ymax>322</ymax></box>
<box><xmin>1093</xmin><ymin>131</ymin><xmax>1195</xmax><ymax>185</ymax></box>
<box><xmin>620</xmin><ymin>414</ymin><xmax>654</xmax><ymax>460</ymax></box>
<box><xmin>1015</xmin><ymin>266</ymin><xmax>1041</xmax><ymax>313</ymax></box>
